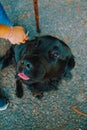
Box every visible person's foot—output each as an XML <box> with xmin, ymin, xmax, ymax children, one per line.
<box><xmin>0</xmin><ymin>98</ymin><xmax>9</xmax><ymax>111</ymax></box>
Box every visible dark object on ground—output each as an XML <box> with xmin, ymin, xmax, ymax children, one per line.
<box><xmin>0</xmin><ymin>35</ymin><xmax>75</xmax><ymax>98</ymax></box>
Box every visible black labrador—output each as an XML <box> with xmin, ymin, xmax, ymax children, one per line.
<box><xmin>0</xmin><ymin>35</ymin><xmax>75</xmax><ymax>98</ymax></box>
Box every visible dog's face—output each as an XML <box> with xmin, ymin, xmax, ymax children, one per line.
<box><xmin>17</xmin><ymin>36</ymin><xmax>75</xmax><ymax>83</ymax></box>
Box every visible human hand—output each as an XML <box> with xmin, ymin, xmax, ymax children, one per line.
<box><xmin>8</xmin><ymin>26</ymin><xmax>28</xmax><ymax>44</ymax></box>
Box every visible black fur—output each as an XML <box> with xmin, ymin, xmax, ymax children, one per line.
<box><xmin>0</xmin><ymin>35</ymin><xmax>75</xmax><ymax>98</ymax></box>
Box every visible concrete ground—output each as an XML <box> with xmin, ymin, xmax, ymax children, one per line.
<box><xmin>0</xmin><ymin>0</ymin><xmax>87</xmax><ymax>130</ymax></box>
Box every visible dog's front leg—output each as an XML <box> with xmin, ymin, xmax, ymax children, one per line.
<box><xmin>16</xmin><ymin>78</ymin><xmax>23</xmax><ymax>98</ymax></box>
<box><xmin>30</xmin><ymin>83</ymin><xmax>44</xmax><ymax>99</ymax></box>
<box><xmin>34</xmin><ymin>84</ymin><xmax>44</xmax><ymax>99</ymax></box>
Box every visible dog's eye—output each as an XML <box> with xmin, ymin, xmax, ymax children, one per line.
<box><xmin>51</xmin><ymin>51</ymin><xmax>59</xmax><ymax>58</ymax></box>
<box><xmin>49</xmin><ymin>47</ymin><xmax>60</xmax><ymax>59</ymax></box>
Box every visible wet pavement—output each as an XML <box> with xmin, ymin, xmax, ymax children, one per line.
<box><xmin>0</xmin><ymin>0</ymin><xmax>87</xmax><ymax>130</ymax></box>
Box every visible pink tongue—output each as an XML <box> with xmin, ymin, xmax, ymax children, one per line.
<box><xmin>18</xmin><ymin>73</ymin><xmax>30</xmax><ymax>80</ymax></box>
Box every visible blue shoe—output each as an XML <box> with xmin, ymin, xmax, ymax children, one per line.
<box><xmin>0</xmin><ymin>98</ymin><xmax>9</xmax><ymax>111</ymax></box>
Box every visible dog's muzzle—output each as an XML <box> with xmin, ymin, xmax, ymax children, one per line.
<box><xmin>17</xmin><ymin>56</ymin><xmax>46</xmax><ymax>82</ymax></box>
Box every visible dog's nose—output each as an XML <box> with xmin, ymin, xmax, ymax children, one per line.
<box><xmin>22</xmin><ymin>60</ymin><xmax>32</xmax><ymax>70</ymax></box>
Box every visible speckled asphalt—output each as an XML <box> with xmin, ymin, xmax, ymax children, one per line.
<box><xmin>0</xmin><ymin>0</ymin><xmax>87</xmax><ymax>130</ymax></box>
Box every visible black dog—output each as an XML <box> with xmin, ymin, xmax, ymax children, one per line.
<box><xmin>0</xmin><ymin>35</ymin><xmax>75</xmax><ymax>98</ymax></box>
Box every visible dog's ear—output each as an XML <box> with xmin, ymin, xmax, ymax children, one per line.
<box><xmin>65</xmin><ymin>55</ymin><xmax>75</xmax><ymax>72</ymax></box>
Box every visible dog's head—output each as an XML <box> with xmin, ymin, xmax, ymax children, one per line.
<box><xmin>17</xmin><ymin>36</ymin><xmax>75</xmax><ymax>83</ymax></box>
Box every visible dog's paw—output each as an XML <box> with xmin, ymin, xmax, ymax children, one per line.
<box><xmin>33</xmin><ymin>91</ymin><xmax>43</xmax><ymax>99</ymax></box>
<box><xmin>16</xmin><ymin>90</ymin><xmax>23</xmax><ymax>98</ymax></box>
